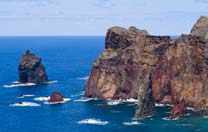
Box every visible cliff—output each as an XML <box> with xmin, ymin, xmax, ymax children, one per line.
<box><xmin>85</xmin><ymin>16</ymin><xmax>208</xmax><ymax>118</ymax></box>
<box><xmin>18</xmin><ymin>50</ymin><xmax>48</xmax><ymax>83</ymax></box>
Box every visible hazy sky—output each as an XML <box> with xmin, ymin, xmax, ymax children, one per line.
<box><xmin>0</xmin><ymin>0</ymin><xmax>208</xmax><ymax>36</ymax></box>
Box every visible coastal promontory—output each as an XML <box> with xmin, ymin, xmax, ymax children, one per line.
<box><xmin>85</xmin><ymin>16</ymin><xmax>208</xmax><ymax>118</ymax></box>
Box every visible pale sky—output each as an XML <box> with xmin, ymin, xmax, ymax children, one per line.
<box><xmin>0</xmin><ymin>0</ymin><xmax>208</xmax><ymax>36</ymax></box>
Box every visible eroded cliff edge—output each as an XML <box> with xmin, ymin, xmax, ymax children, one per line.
<box><xmin>85</xmin><ymin>16</ymin><xmax>208</xmax><ymax>118</ymax></box>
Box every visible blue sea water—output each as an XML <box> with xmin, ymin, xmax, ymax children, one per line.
<box><xmin>0</xmin><ymin>36</ymin><xmax>208</xmax><ymax>132</ymax></box>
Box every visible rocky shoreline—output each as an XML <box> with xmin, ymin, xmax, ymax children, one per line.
<box><xmin>85</xmin><ymin>16</ymin><xmax>208</xmax><ymax>119</ymax></box>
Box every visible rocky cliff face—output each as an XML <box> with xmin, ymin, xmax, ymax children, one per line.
<box><xmin>191</xmin><ymin>16</ymin><xmax>208</xmax><ymax>40</ymax></box>
<box><xmin>18</xmin><ymin>50</ymin><xmax>48</xmax><ymax>83</ymax></box>
<box><xmin>85</xmin><ymin>16</ymin><xmax>208</xmax><ymax>118</ymax></box>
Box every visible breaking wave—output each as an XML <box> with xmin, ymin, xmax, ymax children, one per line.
<box><xmin>9</xmin><ymin>102</ymin><xmax>40</xmax><ymax>107</ymax></box>
<box><xmin>44</xmin><ymin>80</ymin><xmax>58</xmax><ymax>84</ymax></box>
<box><xmin>34</xmin><ymin>96</ymin><xmax>50</xmax><ymax>102</ymax></box>
<box><xmin>34</xmin><ymin>96</ymin><xmax>70</xmax><ymax>104</ymax></box>
<box><xmin>77</xmin><ymin>76</ymin><xmax>89</xmax><ymax>80</ymax></box>
<box><xmin>17</xmin><ymin>94</ymin><xmax>35</xmax><ymax>98</ymax></box>
<box><xmin>3</xmin><ymin>83</ymin><xmax>36</xmax><ymax>88</ymax></box>
<box><xmin>106</xmin><ymin>98</ymin><xmax>138</xmax><ymax>106</ymax></box>
<box><xmin>123</xmin><ymin>121</ymin><xmax>143</xmax><ymax>126</ymax></box>
<box><xmin>3</xmin><ymin>80</ymin><xmax>58</xmax><ymax>88</ymax></box>
<box><xmin>44</xmin><ymin>98</ymin><xmax>71</xmax><ymax>104</ymax></box>
<box><xmin>78</xmin><ymin>118</ymin><xmax>109</xmax><ymax>125</ymax></box>
<box><xmin>74</xmin><ymin>97</ymin><xmax>98</xmax><ymax>102</ymax></box>
<box><xmin>107</xmin><ymin>100</ymin><xmax>122</xmax><ymax>106</ymax></box>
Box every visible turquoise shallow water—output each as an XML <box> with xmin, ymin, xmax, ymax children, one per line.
<box><xmin>0</xmin><ymin>36</ymin><xmax>208</xmax><ymax>132</ymax></box>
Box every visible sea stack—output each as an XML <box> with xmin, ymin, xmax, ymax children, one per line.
<box><xmin>18</xmin><ymin>50</ymin><xmax>48</xmax><ymax>83</ymax></box>
<box><xmin>85</xmin><ymin>16</ymin><xmax>208</xmax><ymax>119</ymax></box>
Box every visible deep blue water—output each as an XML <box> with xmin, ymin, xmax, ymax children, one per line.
<box><xmin>0</xmin><ymin>36</ymin><xmax>208</xmax><ymax>132</ymax></box>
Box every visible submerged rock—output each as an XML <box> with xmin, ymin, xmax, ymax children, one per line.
<box><xmin>18</xmin><ymin>50</ymin><xmax>48</xmax><ymax>83</ymax></box>
<box><xmin>85</xmin><ymin>16</ymin><xmax>208</xmax><ymax>119</ymax></box>
<box><xmin>49</xmin><ymin>92</ymin><xmax>64</xmax><ymax>102</ymax></box>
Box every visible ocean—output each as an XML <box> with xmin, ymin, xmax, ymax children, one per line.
<box><xmin>0</xmin><ymin>36</ymin><xmax>208</xmax><ymax>132</ymax></box>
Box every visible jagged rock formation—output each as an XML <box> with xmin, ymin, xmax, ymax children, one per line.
<box><xmin>191</xmin><ymin>16</ymin><xmax>208</xmax><ymax>40</ymax></box>
<box><xmin>18</xmin><ymin>50</ymin><xmax>48</xmax><ymax>83</ymax></box>
<box><xmin>85</xmin><ymin>16</ymin><xmax>208</xmax><ymax>118</ymax></box>
<box><xmin>49</xmin><ymin>92</ymin><xmax>64</xmax><ymax>103</ymax></box>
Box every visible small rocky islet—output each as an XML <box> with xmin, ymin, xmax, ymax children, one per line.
<box><xmin>85</xmin><ymin>16</ymin><xmax>208</xmax><ymax>119</ymax></box>
<box><xmin>18</xmin><ymin>50</ymin><xmax>48</xmax><ymax>84</ymax></box>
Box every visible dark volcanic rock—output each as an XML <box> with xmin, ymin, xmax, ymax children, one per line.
<box><xmin>18</xmin><ymin>50</ymin><xmax>48</xmax><ymax>83</ymax></box>
<box><xmin>49</xmin><ymin>92</ymin><xmax>64</xmax><ymax>102</ymax></box>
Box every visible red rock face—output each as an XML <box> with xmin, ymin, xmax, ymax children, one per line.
<box><xmin>152</xmin><ymin>35</ymin><xmax>208</xmax><ymax>109</ymax></box>
<box><xmin>85</xmin><ymin>17</ymin><xmax>208</xmax><ymax>118</ymax></box>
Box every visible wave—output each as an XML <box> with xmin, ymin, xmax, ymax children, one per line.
<box><xmin>123</xmin><ymin>121</ymin><xmax>143</xmax><ymax>126</ymax></box>
<box><xmin>78</xmin><ymin>118</ymin><xmax>108</xmax><ymax>125</ymax></box>
<box><xmin>77</xmin><ymin>76</ymin><xmax>89</xmax><ymax>81</ymax></box>
<box><xmin>17</xmin><ymin>94</ymin><xmax>35</xmax><ymax>98</ymax></box>
<box><xmin>162</xmin><ymin>117</ymin><xmax>179</xmax><ymax>121</ymax></box>
<box><xmin>44</xmin><ymin>98</ymin><xmax>71</xmax><ymax>105</ymax></box>
<box><xmin>3</xmin><ymin>80</ymin><xmax>58</xmax><ymax>88</ymax></box>
<box><xmin>125</xmin><ymin>98</ymin><xmax>138</xmax><ymax>103</ymax></box>
<box><xmin>155</xmin><ymin>103</ymin><xmax>173</xmax><ymax>107</ymax></box>
<box><xmin>9</xmin><ymin>102</ymin><xmax>40</xmax><ymax>107</ymax></box>
<box><xmin>155</xmin><ymin>103</ymin><xmax>165</xmax><ymax>107</ymax></box>
<box><xmin>34</xmin><ymin>96</ymin><xmax>70</xmax><ymax>104</ymax></box>
<box><xmin>107</xmin><ymin>100</ymin><xmax>122</xmax><ymax>106</ymax></box>
<box><xmin>106</xmin><ymin>98</ymin><xmax>138</xmax><ymax>106</ymax></box>
<box><xmin>44</xmin><ymin>80</ymin><xmax>58</xmax><ymax>84</ymax></box>
<box><xmin>3</xmin><ymin>83</ymin><xmax>36</xmax><ymax>88</ymax></box>
<box><xmin>34</xmin><ymin>96</ymin><xmax>50</xmax><ymax>101</ymax></box>
<box><xmin>74</xmin><ymin>97</ymin><xmax>98</xmax><ymax>102</ymax></box>
<box><xmin>12</xmin><ymin>81</ymin><xmax>20</xmax><ymax>84</ymax></box>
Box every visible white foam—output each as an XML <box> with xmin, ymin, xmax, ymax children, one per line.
<box><xmin>44</xmin><ymin>98</ymin><xmax>71</xmax><ymax>104</ymax></box>
<box><xmin>17</xmin><ymin>94</ymin><xmax>35</xmax><ymax>98</ymax></box>
<box><xmin>186</xmin><ymin>107</ymin><xmax>195</xmax><ymax>111</ymax></box>
<box><xmin>74</xmin><ymin>97</ymin><xmax>97</xmax><ymax>102</ymax></box>
<box><xmin>162</xmin><ymin>117</ymin><xmax>179</xmax><ymax>121</ymax></box>
<box><xmin>203</xmin><ymin>115</ymin><xmax>208</xmax><ymax>118</ymax></box>
<box><xmin>77</xmin><ymin>76</ymin><xmax>89</xmax><ymax>80</ymax></box>
<box><xmin>123</xmin><ymin>121</ymin><xmax>143</xmax><ymax>126</ymax></box>
<box><xmin>9</xmin><ymin>102</ymin><xmax>40</xmax><ymax>107</ymax></box>
<box><xmin>34</xmin><ymin>96</ymin><xmax>50</xmax><ymax>101</ymax></box>
<box><xmin>44</xmin><ymin>80</ymin><xmax>58</xmax><ymax>84</ymax></box>
<box><xmin>12</xmin><ymin>81</ymin><xmax>20</xmax><ymax>84</ymax></box>
<box><xmin>106</xmin><ymin>98</ymin><xmax>138</xmax><ymax>106</ymax></box>
<box><xmin>155</xmin><ymin>103</ymin><xmax>165</xmax><ymax>107</ymax></box>
<box><xmin>107</xmin><ymin>100</ymin><xmax>122</xmax><ymax>106</ymax></box>
<box><xmin>78</xmin><ymin>118</ymin><xmax>108</xmax><ymax>125</ymax></box>
<box><xmin>3</xmin><ymin>83</ymin><xmax>36</xmax><ymax>88</ymax></box>
<box><xmin>125</xmin><ymin>98</ymin><xmax>138</xmax><ymax>103</ymax></box>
